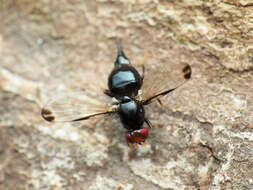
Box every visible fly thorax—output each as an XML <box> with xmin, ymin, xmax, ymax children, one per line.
<box><xmin>118</xmin><ymin>97</ymin><xmax>145</xmax><ymax>131</ymax></box>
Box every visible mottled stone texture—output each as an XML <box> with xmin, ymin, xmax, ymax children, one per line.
<box><xmin>1</xmin><ymin>0</ymin><xmax>253</xmax><ymax>190</ymax></box>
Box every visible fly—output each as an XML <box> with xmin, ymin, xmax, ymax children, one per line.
<box><xmin>41</xmin><ymin>38</ymin><xmax>192</xmax><ymax>149</ymax></box>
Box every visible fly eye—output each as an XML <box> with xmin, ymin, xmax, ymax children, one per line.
<box><xmin>126</xmin><ymin>133</ymin><xmax>133</xmax><ymax>143</ymax></box>
<box><xmin>140</xmin><ymin>128</ymin><xmax>148</xmax><ymax>138</ymax></box>
<box><xmin>126</xmin><ymin>128</ymin><xmax>149</xmax><ymax>144</ymax></box>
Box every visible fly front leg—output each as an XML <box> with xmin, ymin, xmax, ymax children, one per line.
<box><xmin>144</xmin><ymin>118</ymin><xmax>153</xmax><ymax>129</ymax></box>
<box><xmin>145</xmin><ymin>118</ymin><xmax>163</xmax><ymax>128</ymax></box>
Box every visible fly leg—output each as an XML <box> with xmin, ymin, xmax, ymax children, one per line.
<box><xmin>104</xmin><ymin>89</ymin><xmax>114</xmax><ymax>97</ymax></box>
<box><xmin>144</xmin><ymin>118</ymin><xmax>153</xmax><ymax>129</ymax></box>
<box><xmin>157</xmin><ymin>98</ymin><xmax>163</xmax><ymax>106</ymax></box>
<box><xmin>135</xmin><ymin>50</ymin><xmax>150</xmax><ymax>81</ymax></box>
<box><xmin>145</xmin><ymin>118</ymin><xmax>163</xmax><ymax>128</ymax></box>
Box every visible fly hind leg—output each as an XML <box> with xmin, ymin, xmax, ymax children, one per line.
<box><xmin>104</xmin><ymin>89</ymin><xmax>114</xmax><ymax>97</ymax></box>
<box><xmin>135</xmin><ymin>50</ymin><xmax>150</xmax><ymax>81</ymax></box>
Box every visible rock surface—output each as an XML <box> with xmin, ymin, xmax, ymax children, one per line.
<box><xmin>1</xmin><ymin>0</ymin><xmax>253</xmax><ymax>189</ymax></box>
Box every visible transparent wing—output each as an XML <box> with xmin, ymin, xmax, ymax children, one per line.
<box><xmin>141</xmin><ymin>61</ymin><xmax>191</xmax><ymax>105</ymax></box>
<box><xmin>41</xmin><ymin>90</ymin><xmax>118</xmax><ymax>122</ymax></box>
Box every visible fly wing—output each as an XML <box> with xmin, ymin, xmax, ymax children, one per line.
<box><xmin>140</xmin><ymin>61</ymin><xmax>191</xmax><ymax>105</ymax></box>
<box><xmin>41</xmin><ymin>90</ymin><xmax>118</xmax><ymax>123</ymax></box>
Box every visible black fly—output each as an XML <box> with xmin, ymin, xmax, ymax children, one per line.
<box><xmin>41</xmin><ymin>39</ymin><xmax>192</xmax><ymax>148</ymax></box>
